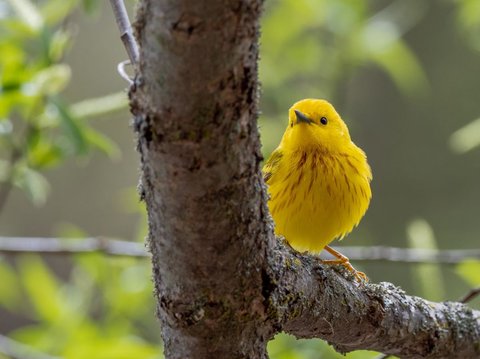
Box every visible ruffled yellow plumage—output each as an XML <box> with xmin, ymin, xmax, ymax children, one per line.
<box><xmin>263</xmin><ymin>99</ymin><xmax>372</xmax><ymax>280</ymax></box>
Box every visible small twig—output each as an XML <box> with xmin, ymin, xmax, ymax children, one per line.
<box><xmin>337</xmin><ymin>245</ymin><xmax>480</xmax><ymax>264</ymax></box>
<box><xmin>117</xmin><ymin>60</ymin><xmax>134</xmax><ymax>84</ymax></box>
<box><xmin>0</xmin><ymin>236</ymin><xmax>148</xmax><ymax>257</ymax></box>
<box><xmin>109</xmin><ymin>0</ymin><xmax>139</xmax><ymax>68</ymax></box>
<box><xmin>459</xmin><ymin>287</ymin><xmax>480</xmax><ymax>304</ymax></box>
<box><xmin>0</xmin><ymin>333</ymin><xmax>61</xmax><ymax>359</ymax></box>
<box><xmin>0</xmin><ymin>237</ymin><xmax>479</xmax><ymax>266</ymax></box>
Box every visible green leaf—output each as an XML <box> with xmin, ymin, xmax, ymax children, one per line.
<box><xmin>63</xmin><ymin>336</ymin><xmax>160</xmax><ymax>359</ymax></box>
<box><xmin>37</xmin><ymin>103</ymin><xmax>61</xmax><ymax>128</ymax></box>
<box><xmin>449</xmin><ymin>117</ymin><xmax>480</xmax><ymax>154</ymax></box>
<box><xmin>38</xmin><ymin>92</ymin><xmax>128</xmax><ymax>130</ymax></box>
<box><xmin>9</xmin><ymin>323</ymin><xmax>54</xmax><ymax>350</ymax></box>
<box><xmin>51</xmin><ymin>98</ymin><xmax>89</xmax><ymax>155</ymax></box>
<box><xmin>70</xmin><ymin>92</ymin><xmax>129</xmax><ymax>120</ymax></box>
<box><xmin>0</xmin><ymin>41</ymin><xmax>25</xmax><ymax>70</ymax></box>
<box><xmin>457</xmin><ymin>260</ymin><xmax>480</xmax><ymax>286</ymax></box>
<box><xmin>27</xmin><ymin>138</ymin><xmax>64</xmax><ymax>169</ymax></box>
<box><xmin>455</xmin><ymin>0</ymin><xmax>480</xmax><ymax>52</ymax></box>
<box><xmin>13</xmin><ymin>165</ymin><xmax>50</xmax><ymax>206</ymax></box>
<box><xmin>0</xmin><ymin>18</ymin><xmax>40</xmax><ymax>38</ymax></box>
<box><xmin>268</xmin><ymin>332</ymin><xmax>379</xmax><ymax>359</ymax></box>
<box><xmin>83</xmin><ymin>128</ymin><xmax>121</xmax><ymax>159</ymax></box>
<box><xmin>48</xmin><ymin>29</ymin><xmax>73</xmax><ymax>62</ymax></box>
<box><xmin>82</xmin><ymin>0</ymin><xmax>102</xmax><ymax>15</ymax></box>
<box><xmin>25</xmin><ymin>64</ymin><xmax>71</xmax><ymax>96</ymax></box>
<box><xmin>0</xmin><ymin>259</ymin><xmax>21</xmax><ymax>310</ymax></box>
<box><xmin>6</xmin><ymin>0</ymin><xmax>44</xmax><ymax>32</ymax></box>
<box><xmin>73</xmin><ymin>252</ymin><xmax>108</xmax><ymax>285</ymax></box>
<box><xmin>0</xmin><ymin>89</ymin><xmax>37</xmax><ymax>120</ymax></box>
<box><xmin>18</xmin><ymin>255</ymin><xmax>66</xmax><ymax>323</ymax></box>
<box><xmin>40</xmin><ymin>0</ymin><xmax>79</xmax><ymax>26</ymax></box>
<box><xmin>406</xmin><ymin>219</ymin><xmax>445</xmax><ymax>301</ymax></box>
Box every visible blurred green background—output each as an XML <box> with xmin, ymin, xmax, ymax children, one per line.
<box><xmin>1</xmin><ymin>0</ymin><xmax>480</xmax><ymax>358</ymax></box>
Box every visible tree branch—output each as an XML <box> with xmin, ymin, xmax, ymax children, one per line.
<box><xmin>267</xmin><ymin>240</ymin><xmax>480</xmax><ymax>358</ymax></box>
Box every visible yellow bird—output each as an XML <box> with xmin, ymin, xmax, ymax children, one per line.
<box><xmin>263</xmin><ymin>99</ymin><xmax>372</xmax><ymax>281</ymax></box>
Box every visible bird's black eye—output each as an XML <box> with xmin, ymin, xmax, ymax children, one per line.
<box><xmin>320</xmin><ymin>117</ymin><xmax>328</xmax><ymax>125</ymax></box>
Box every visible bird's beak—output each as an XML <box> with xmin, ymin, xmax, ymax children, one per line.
<box><xmin>294</xmin><ymin>110</ymin><xmax>313</xmax><ymax>125</ymax></box>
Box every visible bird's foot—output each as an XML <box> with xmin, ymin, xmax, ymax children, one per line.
<box><xmin>322</xmin><ymin>245</ymin><xmax>368</xmax><ymax>283</ymax></box>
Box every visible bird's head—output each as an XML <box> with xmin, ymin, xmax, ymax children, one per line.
<box><xmin>282</xmin><ymin>99</ymin><xmax>351</xmax><ymax>152</ymax></box>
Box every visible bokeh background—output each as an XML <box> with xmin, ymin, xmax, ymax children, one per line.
<box><xmin>1</xmin><ymin>0</ymin><xmax>480</xmax><ymax>358</ymax></box>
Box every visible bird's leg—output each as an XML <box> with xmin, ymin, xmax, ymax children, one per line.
<box><xmin>322</xmin><ymin>245</ymin><xmax>368</xmax><ymax>282</ymax></box>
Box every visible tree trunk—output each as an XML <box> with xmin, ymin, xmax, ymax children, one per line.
<box><xmin>130</xmin><ymin>0</ymin><xmax>272</xmax><ymax>357</ymax></box>
<box><xmin>129</xmin><ymin>1</ymin><xmax>480</xmax><ymax>358</ymax></box>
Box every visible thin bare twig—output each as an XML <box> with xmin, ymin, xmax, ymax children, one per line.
<box><xmin>0</xmin><ymin>237</ymin><xmax>479</xmax><ymax>265</ymax></box>
<box><xmin>0</xmin><ymin>333</ymin><xmax>61</xmax><ymax>359</ymax></box>
<box><xmin>459</xmin><ymin>287</ymin><xmax>480</xmax><ymax>304</ymax></box>
<box><xmin>117</xmin><ymin>60</ymin><xmax>134</xmax><ymax>84</ymax></box>
<box><xmin>109</xmin><ymin>0</ymin><xmax>139</xmax><ymax>68</ymax></box>
<box><xmin>0</xmin><ymin>236</ymin><xmax>147</xmax><ymax>257</ymax></box>
<box><xmin>333</xmin><ymin>245</ymin><xmax>480</xmax><ymax>264</ymax></box>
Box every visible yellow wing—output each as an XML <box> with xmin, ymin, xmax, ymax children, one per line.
<box><xmin>262</xmin><ymin>149</ymin><xmax>283</xmax><ymax>184</ymax></box>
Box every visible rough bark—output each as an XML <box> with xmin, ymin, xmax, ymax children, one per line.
<box><xmin>129</xmin><ymin>0</ymin><xmax>480</xmax><ymax>358</ymax></box>
<box><xmin>267</xmin><ymin>240</ymin><xmax>480</xmax><ymax>359</ymax></box>
<box><xmin>131</xmin><ymin>0</ymin><xmax>272</xmax><ymax>358</ymax></box>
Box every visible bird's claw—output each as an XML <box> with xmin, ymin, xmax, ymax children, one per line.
<box><xmin>321</xmin><ymin>245</ymin><xmax>369</xmax><ymax>283</ymax></box>
<box><xmin>321</xmin><ymin>258</ymin><xmax>368</xmax><ymax>283</ymax></box>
